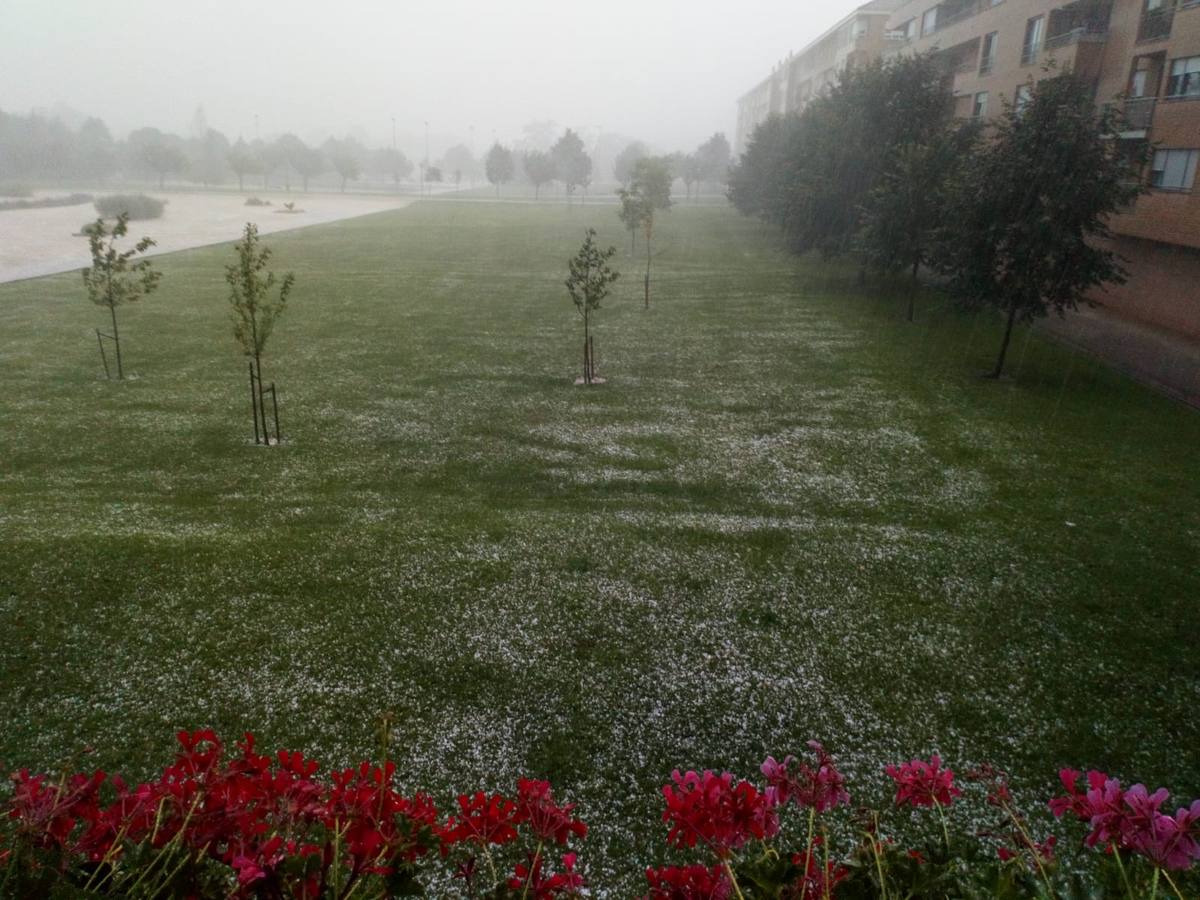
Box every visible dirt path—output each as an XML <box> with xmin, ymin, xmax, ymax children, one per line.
<box><xmin>0</xmin><ymin>191</ymin><xmax>414</xmax><ymax>284</ymax></box>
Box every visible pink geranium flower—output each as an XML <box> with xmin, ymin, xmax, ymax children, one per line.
<box><xmin>761</xmin><ymin>741</ymin><xmax>849</xmax><ymax>812</ymax></box>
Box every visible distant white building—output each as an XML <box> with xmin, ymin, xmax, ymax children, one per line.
<box><xmin>735</xmin><ymin>0</ymin><xmax>907</xmax><ymax>155</ymax></box>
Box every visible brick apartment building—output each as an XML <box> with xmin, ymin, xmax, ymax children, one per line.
<box><xmin>735</xmin><ymin>0</ymin><xmax>906</xmax><ymax>155</ymax></box>
<box><xmin>736</xmin><ymin>0</ymin><xmax>1200</xmax><ymax>339</ymax></box>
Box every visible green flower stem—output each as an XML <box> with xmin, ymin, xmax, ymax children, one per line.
<box><xmin>801</xmin><ymin>806</ymin><xmax>816</xmax><ymax>887</ymax></box>
<box><xmin>723</xmin><ymin>860</ymin><xmax>747</xmax><ymax>900</ymax></box>
<box><xmin>933</xmin><ymin>799</ymin><xmax>952</xmax><ymax>856</ymax></box>
<box><xmin>1111</xmin><ymin>845</ymin><xmax>1136</xmax><ymax>900</ymax></box>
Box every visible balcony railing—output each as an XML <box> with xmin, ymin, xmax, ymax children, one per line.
<box><xmin>1120</xmin><ymin>97</ymin><xmax>1158</xmax><ymax>131</ymax></box>
<box><xmin>936</xmin><ymin>0</ymin><xmax>993</xmax><ymax>31</ymax></box>
<box><xmin>1044</xmin><ymin>24</ymin><xmax>1110</xmax><ymax>50</ymax></box>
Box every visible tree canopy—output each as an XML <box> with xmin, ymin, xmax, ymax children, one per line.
<box><xmin>939</xmin><ymin>73</ymin><xmax>1146</xmax><ymax>377</ymax></box>
<box><xmin>485</xmin><ymin>143</ymin><xmax>515</xmax><ymax>194</ymax></box>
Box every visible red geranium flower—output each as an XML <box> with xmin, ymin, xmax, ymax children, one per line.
<box><xmin>644</xmin><ymin>863</ymin><xmax>731</xmax><ymax>899</ymax></box>
<box><xmin>884</xmin><ymin>755</ymin><xmax>960</xmax><ymax>808</ymax></box>
<box><xmin>661</xmin><ymin>770</ymin><xmax>778</xmax><ymax>858</ymax></box>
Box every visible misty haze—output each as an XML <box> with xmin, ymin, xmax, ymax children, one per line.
<box><xmin>1</xmin><ymin>0</ymin><xmax>1198</xmax><ymax>896</ymax></box>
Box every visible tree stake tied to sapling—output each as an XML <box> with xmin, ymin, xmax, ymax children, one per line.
<box><xmin>227</xmin><ymin>222</ymin><xmax>295</xmax><ymax>445</ymax></box>
<box><xmin>565</xmin><ymin>228</ymin><xmax>619</xmax><ymax>386</ymax></box>
<box><xmin>81</xmin><ymin>212</ymin><xmax>162</xmax><ymax>380</ymax></box>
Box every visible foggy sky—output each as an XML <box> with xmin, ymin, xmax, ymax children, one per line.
<box><xmin>1</xmin><ymin>0</ymin><xmax>863</xmax><ymax>155</ymax></box>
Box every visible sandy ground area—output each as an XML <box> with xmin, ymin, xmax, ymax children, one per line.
<box><xmin>0</xmin><ymin>191</ymin><xmax>414</xmax><ymax>283</ymax></box>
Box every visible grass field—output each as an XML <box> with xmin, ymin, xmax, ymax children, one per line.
<box><xmin>1</xmin><ymin>200</ymin><xmax>1198</xmax><ymax>889</ymax></box>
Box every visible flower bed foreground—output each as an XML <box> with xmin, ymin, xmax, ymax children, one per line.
<box><xmin>2</xmin><ymin>732</ymin><xmax>1197</xmax><ymax>898</ymax></box>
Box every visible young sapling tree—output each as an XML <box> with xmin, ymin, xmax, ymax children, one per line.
<box><xmin>81</xmin><ymin>212</ymin><xmax>162</xmax><ymax>380</ymax></box>
<box><xmin>565</xmin><ymin>228</ymin><xmax>620</xmax><ymax>385</ymax></box>
<box><xmin>227</xmin><ymin>223</ymin><xmax>295</xmax><ymax>444</ymax></box>
<box><xmin>617</xmin><ymin>186</ymin><xmax>644</xmax><ymax>255</ymax></box>
<box><xmin>621</xmin><ymin>156</ymin><xmax>672</xmax><ymax>307</ymax></box>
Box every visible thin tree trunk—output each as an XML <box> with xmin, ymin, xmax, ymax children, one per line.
<box><xmin>253</xmin><ymin>350</ymin><xmax>270</xmax><ymax>445</ymax></box>
<box><xmin>990</xmin><ymin>299</ymin><xmax>1020</xmax><ymax>379</ymax></box>
<box><xmin>644</xmin><ymin>230</ymin><xmax>651</xmax><ymax>309</ymax></box>
<box><xmin>109</xmin><ymin>303</ymin><xmax>123</xmax><ymax>380</ymax></box>
<box><xmin>250</xmin><ymin>361</ymin><xmax>261</xmax><ymax>445</ymax></box>
<box><xmin>908</xmin><ymin>258</ymin><xmax>919</xmax><ymax>323</ymax></box>
<box><xmin>583</xmin><ymin>310</ymin><xmax>590</xmax><ymax>385</ymax></box>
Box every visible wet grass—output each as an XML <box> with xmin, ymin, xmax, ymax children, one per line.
<box><xmin>1</xmin><ymin>200</ymin><xmax>1198</xmax><ymax>890</ymax></box>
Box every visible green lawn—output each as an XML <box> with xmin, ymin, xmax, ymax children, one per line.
<box><xmin>1</xmin><ymin>200</ymin><xmax>1197</xmax><ymax>888</ymax></box>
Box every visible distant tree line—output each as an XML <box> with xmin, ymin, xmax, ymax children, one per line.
<box><xmin>0</xmin><ymin>108</ymin><xmax>421</xmax><ymax>194</ymax></box>
<box><xmin>728</xmin><ymin>54</ymin><xmax>1145</xmax><ymax>378</ymax></box>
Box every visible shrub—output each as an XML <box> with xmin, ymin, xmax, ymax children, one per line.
<box><xmin>94</xmin><ymin>193</ymin><xmax>165</xmax><ymax>220</ymax></box>
<box><xmin>0</xmin><ymin>193</ymin><xmax>91</xmax><ymax>212</ymax></box>
<box><xmin>244</xmin><ymin>196</ymin><xmax>272</xmax><ymax>206</ymax></box>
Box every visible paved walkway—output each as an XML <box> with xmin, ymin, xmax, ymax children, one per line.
<box><xmin>0</xmin><ymin>191</ymin><xmax>414</xmax><ymax>284</ymax></box>
<box><xmin>1040</xmin><ymin>305</ymin><xmax>1200</xmax><ymax>409</ymax></box>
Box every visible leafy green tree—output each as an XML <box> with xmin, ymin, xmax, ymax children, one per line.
<box><xmin>613</xmin><ymin>141</ymin><xmax>648</xmax><ymax>187</ymax></box>
<box><xmin>940</xmin><ymin>73</ymin><xmax>1147</xmax><ymax>379</ymax></box>
<box><xmin>226</xmin><ymin>223</ymin><xmax>295</xmax><ymax>443</ymax></box>
<box><xmin>292</xmin><ymin>144</ymin><xmax>326</xmax><ymax>192</ymax></box>
<box><xmin>618</xmin><ymin>156</ymin><xmax>672</xmax><ymax>307</ymax></box>
<box><xmin>271</xmin><ymin>134</ymin><xmax>309</xmax><ymax>191</ymax></box>
<box><xmin>523</xmin><ymin>150</ymin><xmax>556</xmax><ymax>199</ymax></box>
<box><xmin>485</xmin><ymin>143</ymin><xmax>515</xmax><ymax>196</ymax></box>
<box><xmin>565</xmin><ymin>228</ymin><xmax>620</xmax><ymax>385</ymax></box>
<box><xmin>370</xmin><ymin>147</ymin><xmax>413</xmax><ymax>192</ymax></box>
<box><xmin>227</xmin><ymin>138</ymin><xmax>262</xmax><ymax>192</ymax></box>
<box><xmin>730</xmin><ymin>53</ymin><xmax>953</xmax><ymax>259</ymax></box>
<box><xmin>187</xmin><ymin>128</ymin><xmax>230</xmax><ymax>187</ymax></box>
<box><xmin>694</xmin><ymin>132</ymin><xmax>731</xmax><ymax>188</ymax></box>
<box><xmin>679</xmin><ymin>153</ymin><xmax>703</xmax><ymax>202</ymax></box>
<box><xmin>128</xmin><ymin>127</ymin><xmax>188</xmax><ymax>189</ymax></box>
<box><xmin>81</xmin><ymin>213</ymin><xmax>162</xmax><ymax>380</ymax></box>
<box><xmin>617</xmin><ymin>188</ymin><xmax>643</xmax><ymax>255</ymax></box>
<box><xmin>75</xmin><ymin>117</ymin><xmax>118</xmax><ymax>183</ymax></box>
<box><xmin>859</xmin><ymin>121</ymin><xmax>980</xmax><ymax>321</ymax></box>
<box><xmin>550</xmin><ymin>128</ymin><xmax>592</xmax><ymax>203</ymax></box>
<box><xmin>441</xmin><ymin>144</ymin><xmax>477</xmax><ymax>187</ymax></box>
<box><xmin>324</xmin><ymin>138</ymin><xmax>365</xmax><ymax>192</ymax></box>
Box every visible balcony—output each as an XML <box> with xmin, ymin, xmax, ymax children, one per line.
<box><xmin>1045</xmin><ymin>0</ymin><xmax>1112</xmax><ymax>50</ymax></box>
<box><xmin>1119</xmin><ymin>97</ymin><xmax>1158</xmax><ymax>134</ymax></box>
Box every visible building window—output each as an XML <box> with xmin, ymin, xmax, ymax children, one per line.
<box><xmin>1151</xmin><ymin>149</ymin><xmax>1199</xmax><ymax>190</ymax></box>
<box><xmin>922</xmin><ymin>7</ymin><xmax>938</xmax><ymax>36</ymax></box>
<box><xmin>906</xmin><ymin>18</ymin><xmax>920</xmax><ymax>39</ymax></box>
<box><xmin>1166</xmin><ymin>56</ymin><xmax>1200</xmax><ymax>99</ymax></box>
<box><xmin>1015</xmin><ymin>84</ymin><xmax>1033</xmax><ymax>114</ymax></box>
<box><xmin>972</xmin><ymin>92</ymin><xmax>990</xmax><ymax>118</ymax></box>
<box><xmin>980</xmin><ymin>32</ymin><xmax>998</xmax><ymax>74</ymax></box>
<box><xmin>1022</xmin><ymin>16</ymin><xmax>1045</xmax><ymax>65</ymax></box>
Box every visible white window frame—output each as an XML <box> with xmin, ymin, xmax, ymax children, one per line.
<box><xmin>1151</xmin><ymin>149</ymin><xmax>1199</xmax><ymax>191</ymax></box>
<box><xmin>973</xmin><ymin>92</ymin><xmax>990</xmax><ymax>118</ymax></box>
<box><xmin>1167</xmin><ymin>56</ymin><xmax>1200</xmax><ymax>99</ymax></box>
